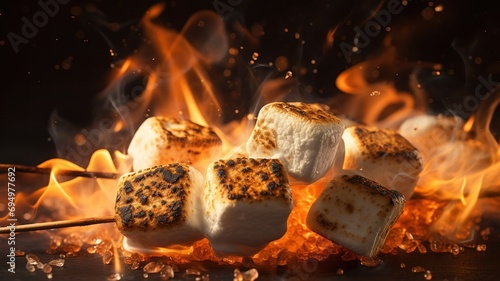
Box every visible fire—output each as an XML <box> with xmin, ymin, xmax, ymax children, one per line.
<box><xmin>333</xmin><ymin>40</ymin><xmax>500</xmax><ymax>244</ymax></box>
<box><xmin>2</xmin><ymin>2</ymin><xmax>499</xmax><ymax>277</ymax></box>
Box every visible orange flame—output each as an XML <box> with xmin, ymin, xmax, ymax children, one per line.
<box><xmin>335</xmin><ymin>52</ymin><xmax>500</xmax><ymax>243</ymax></box>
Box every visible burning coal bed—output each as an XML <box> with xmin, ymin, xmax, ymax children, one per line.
<box><xmin>2</xmin><ymin>4</ymin><xmax>500</xmax><ymax>281</ymax></box>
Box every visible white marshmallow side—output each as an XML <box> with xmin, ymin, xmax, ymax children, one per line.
<box><xmin>306</xmin><ymin>173</ymin><xmax>405</xmax><ymax>257</ymax></box>
<box><xmin>246</xmin><ymin>102</ymin><xmax>344</xmax><ymax>183</ymax></box>
<box><xmin>342</xmin><ymin>126</ymin><xmax>423</xmax><ymax>199</ymax></box>
<box><xmin>202</xmin><ymin>158</ymin><xmax>293</xmax><ymax>256</ymax></box>
<box><xmin>128</xmin><ymin>116</ymin><xmax>222</xmax><ymax>173</ymax></box>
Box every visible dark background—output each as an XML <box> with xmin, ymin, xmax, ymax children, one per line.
<box><xmin>0</xmin><ymin>0</ymin><xmax>499</xmax><ymax>166</ymax></box>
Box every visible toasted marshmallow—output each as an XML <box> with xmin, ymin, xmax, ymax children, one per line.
<box><xmin>246</xmin><ymin>102</ymin><xmax>344</xmax><ymax>183</ymax></box>
<box><xmin>202</xmin><ymin>157</ymin><xmax>293</xmax><ymax>256</ymax></box>
<box><xmin>399</xmin><ymin>114</ymin><xmax>463</xmax><ymax>158</ymax></box>
<box><xmin>342</xmin><ymin>125</ymin><xmax>423</xmax><ymax>199</ymax></box>
<box><xmin>306</xmin><ymin>173</ymin><xmax>405</xmax><ymax>257</ymax></box>
<box><xmin>128</xmin><ymin>117</ymin><xmax>222</xmax><ymax>172</ymax></box>
<box><xmin>115</xmin><ymin>164</ymin><xmax>204</xmax><ymax>249</ymax></box>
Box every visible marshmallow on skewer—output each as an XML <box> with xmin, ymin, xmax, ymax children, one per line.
<box><xmin>342</xmin><ymin>125</ymin><xmax>423</xmax><ymax>199</ymax></box>
<box><xmin>306</xmin><ymin>173</ymin><xmax>405</xmax><ymax>257</ymax></box>
<box><xmin>115</xmin><ymin>163</ymin><xmax>204</xmax><ymax>249</ymax></box>
<box><xmin>246</xmin><ymin>102</ymin><xmax>345</xmax><ymax>183</ymax></box>
<box><xmin>202</xmin><ymin>157</ymin><xmax>293</xmax><ymax>256</ymax></box>
<box><xmin>128</xmin><ymin>117</ymin><xmax>222</xmax><ymax>172</ymax></box>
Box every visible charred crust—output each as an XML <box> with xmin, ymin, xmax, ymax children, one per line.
<box><xmin>118</xmin><ymin>205</ymin><xmax>133</xmax><ymax>226</ymax></box>
<box><xmin>341</xmin><ymin>174</ymin><xmax>405</xmax><ymax>203</ymax></box>
<box><xmin>176</xmin><ymin>189</ymin><xmax>186</xmax><ymax>197</ymax></box>
<box><xmin>154</xmin><ymin>117</ymin><xmax>223</xmax><ymax>147</ymax></box>
<box><xmin>162</xmin><ymin>169</ymin><xmax>183</xmax><ymax>184</ymax></box>
<box><xmin>228</xmin><ymin>193</ymin><xmax>243</xmax><ymax>200</ymax></box>
<box><xmin>249</xmin><ymin>127</ymin><xmax>276</xmax><ymax>151</ymax></box>
<box><xmin>168</xmin><ymin>201</ymin><xmax>182</xmax><ymax>220</ymax></box>
<box><xmin>133</xmin><ymin>174</ymin><xmax>145</xmax><ymax>183</ymax></box>
<box><xmin>270</xmin><ymin>161</ymin><xmax>281</xmax><ymax>173</ymax></box>
<box><xmin>116</xmin><ymin>163</ymin><xmax>193</xmax><ymax>230</ymax></box>
<box><xmin>155</xmin><ymin>214</ymin><xmax>169</xmax><ymax>225</ymax></box>
<box><xmin>175</xmin><ymin>165</ymin><xmax>185</xmax><ymax>175</ymax></box>
<box><xmin>124</xmin><ymin>181</ymin><xmax>133</xmax><ymax>194</ymax></box>
<box><xmin>351</xmin><ymin>126</ymin><xmax>421</xmax><ymax>163</ymax></box>
<box><xmin>224</xmin><ymin>184</ymin><xmax>233</xmax><ymax>191</ymax></box>
<box><xmin>270</xmin><ymin>102</ymin><xmax>341</xmax><ymax>124</ymax></box>
<box><xmin>134</xmin><ymin>210</ymin><xmax>146</xmax><ymax>218</ymax></box>
<box><xmin>217</xmin><ymin>169</ymin><xmax>227</xmax><ymax>179</ymax></box>
<box><xmin>342</xmin><ymin>174</ymin><xmax>384</xmax><ymax>190</ymax></box>
<box><xmin>208</xmin><ymin>157</ymin><xmax>292</xmax><ymax>203</ymax></box>
<box><xmin>241</xmin><ymin>167</ymin><xmax>251</xmax><ymax>173</ymax></box>
<box><xmin>267</xmin><ymin>181</ymin><xmax>277</xmax><ymax>191</ymax></box>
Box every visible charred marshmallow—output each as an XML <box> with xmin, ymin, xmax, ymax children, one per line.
<box><xmin>342</xmin><ymin>125</ymin><xmax>423</xmax><ymax>199</ymax></box>
<box><xmin>306</xmin><ymin>174</ymin><xmax>405</xmax><ymax>257</ymax></box>
<box><xmin>115</xmin><ymin>163</ymin><xmax>204</xmax><ymax>249</ymax></box>
<box><xmin>246</xmin><ymin>102</ymin><xmax>344</xmax><ymax>183</ymax></box>
<box><xmin>202</xmin><ymin>157</ymin><xmax>293</xmax><ymax>256</ymax></box>
<box><xmin>128</xmin><ymin>117</ymin><xmax>222</xmax><ymax>172</ymax></box>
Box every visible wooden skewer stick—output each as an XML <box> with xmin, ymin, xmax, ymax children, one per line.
<box><xmin>0</xmin><ymin>217</ymin><xmax>115</xmax><ymax>234</ymax></box>
<box><xmin>0</xmin><ymin>164</ymin><xmax>119</xmax><ymax>179</ymax></box>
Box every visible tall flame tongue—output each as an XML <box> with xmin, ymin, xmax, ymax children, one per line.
<box><xmin>5</xmin><ymin>2</ymin><xmax>500</xmax><ymax>275</ymax></box>
<box><xmin>417</xmin><ymin>89</ymin><xmax>500</xmax><ymax>242</ymax></box>
<box><xmin>135</xmin><ymin>4</ymin><xmax>227</xmax><ymax>126</ymax></box>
